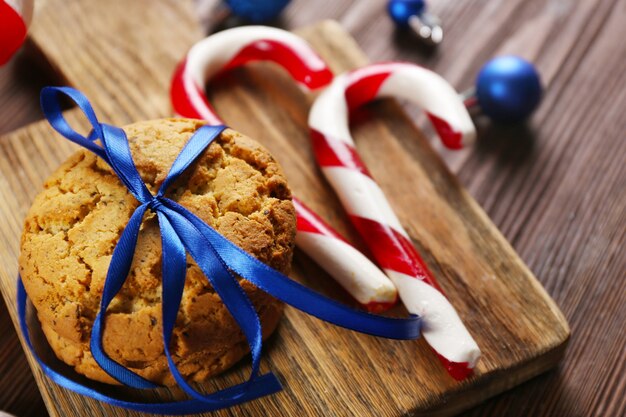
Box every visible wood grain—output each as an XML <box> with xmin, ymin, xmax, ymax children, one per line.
<box><xmin>0</xmin><ymin>0</ymin><xmax>623</xmax><ymax>416</ymax></box>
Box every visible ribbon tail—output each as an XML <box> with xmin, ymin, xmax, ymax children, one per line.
<box><xmin>40</xmin><ymin>87</ymin><xmax>108</xmax><ymax>160</ymax></box>
<box><xmin>160</xmin><ymin>208</ymin><xmax>282</xmax><ymax>403</ymax></box>
<box><xmin>165</xmin><ymin>198</ymin><xmax>422</xmax><ymax>340</ymax></box>
<box><xmin>18</xmin><ymin>277</ymin><xmax>282</xmax><ymax>414</ymax></box>
<box><xmin>156</xmin><ymin>211</ymin><xmax>188</xmax><ymax>381</ymax></box>
<box><xmin>90</xmin><ymin>204</ymin><xmax>157</xmax><ymax>389</ymax></box>
<box><xmin>99</xmin><ymin>124</ymin><xmax>154</xmax><ymax>202</ymax></box>
<box><xmin>158</xmin><ymin>212</ymin><xmax>281</xmax><ymax>403</ymax></box>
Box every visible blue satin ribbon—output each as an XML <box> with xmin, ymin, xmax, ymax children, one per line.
<box><xmin>17</xmin><ymin>86</ymin><xmax>422</xmax><ymax>414</ymax></box>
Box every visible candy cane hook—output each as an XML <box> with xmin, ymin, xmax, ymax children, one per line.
<box><xmin>171</xmin><ymin>27</ymin><xmax>397</xmax><ymax>311</ymax></box>
<box><xmin>171</xmin><ymin>26</ymin><xmax>333</xmax><ymax>123</ymax></box>
<box><xmin>309</xmin><ymin>62</ymin><xmax>481</xmax><ymax>379</ymax></box>
<box><xmin>0</xmin><ymin>0</ymin><xmax>33</xmax><ymax>65</ymax></box>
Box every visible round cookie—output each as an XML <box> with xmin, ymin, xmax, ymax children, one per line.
<box><xmin>19</xmin><ymin>118</ymin><xmax>296</xmax><ymax>386</ymax></box>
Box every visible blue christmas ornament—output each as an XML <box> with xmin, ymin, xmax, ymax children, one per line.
<box><xmin>475</xmin><ymin>56</ymin><xmax>542</xmax><ymax>123</ymax></box>
<box><xmin>387</xmin><ymin>0</ymin><xmax>425</xmax><ymax>28</ymax></box>
<box><xmin>224</xmin><ymin>0</ymin><xmax>290</xmax><ymax>23</ymax></box>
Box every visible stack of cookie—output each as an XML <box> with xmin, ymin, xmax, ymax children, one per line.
<box><xmin>19</xmin><ymin>119</ymin><xmax>295</xmax><ymax>385</ymax></box>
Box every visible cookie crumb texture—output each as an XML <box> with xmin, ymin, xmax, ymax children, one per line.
<box><xmin>19</xmin><ymin>119</ymin><xmax>296</xmax><ymax>386</ymax></box>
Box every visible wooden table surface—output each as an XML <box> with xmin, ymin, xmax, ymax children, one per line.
<box><xmin>0</xmin><ymin>0</ymin><xmax>623</xmax><ymax>416</ymax></box>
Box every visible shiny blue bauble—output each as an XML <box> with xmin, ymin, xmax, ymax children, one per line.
<box><xmin>387</xmin><ymin>0</ymin><xmax>425</xmax><ymax>28</ymax></box>
<box><xmin>475</xmin><ymin>55</ymin><xmax>542</xmax><ymax>123</ymax></box>
<box><xmin>224</xmin><ymin>0</ymin><xmax>290</xmax><ymax>23</ymax></box>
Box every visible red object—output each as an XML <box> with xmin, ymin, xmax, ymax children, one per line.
<box><xmin>436</xmin><ymin>352</ymin><xmax>474</xmax><ymax>381</ymax></box>
<box><xmin>171</xmin><ymin>30</ymin><xmax>396</xmax><ymax>313</ymax></box>
<box><xmin>222</xmin><ymin>39</ymin><xmax>333</xmax><ymax>89</ymax></box>
<box><xmin>348</xmin><ymin>215</ymin><xmax>443</xmax><ymax>292</ymax></box>
<box><xmin>427</xmin><ymin>113</ymin><xmax>463</xmax><ymax>149</ymax></box>
<box><xmin>344</xmin><ymin>65</ymin><xmax>465</xmax><ymax>149</ymax></box>
<box><xmin>310</xmin><ymin>128</ymin><xmax>373</xmax><ymax>178</ymax></box>
<box><xmin>0</xmin><ymin>0</ymin><xmax>27</xmax><ymax>65</ymax></box>
<box><xmin>308</xmin><ymin>63</ymin><xmax>480</xmax><ymax>379</ymax></box>
<box><xmin>170</xmin><ymin>60</ymin><xmax>220</xmax><ymax>123</ymax></box>
<box><xmin>294</xmin><ymin>198</ymin><xmax>350</xmax><ymax>244</ymax></box>
<box><xmin>294</xmin><ymin>197</ymin><xmax>397</xmax><ymax>312</ymax></box>
<box><xmin>171</xmin><ymin>39</ymin><xmax>332</xmax><ymax>123</ymax></box>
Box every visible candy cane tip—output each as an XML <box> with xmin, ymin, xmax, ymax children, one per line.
<box><xmin>458</xmin><ymin>124</ymin><xmax>477</xmax><ymax>148</ymax></box>
<box><xmin>364</xmin><ymin>302</ymin><xmax>392</xmax><ymax>313</ymax></box>
<box><xmin>363</xmin><ymin>296</ymin><xmax>399</xmax><ymax>313</ymax></box>
<box><xmin>426</xmin><ymin>112</ymin><xmax>476</xmax><ymax>150</ymax></box>
<box><xmin>436</xmin><ymin>354</ymin><xmax>475</xmax><ymax>380</ymax></box>
<box><xmin>462</xmin><ymin>129</ymin><xmax>477</xmax><ymax>147</ymax></box>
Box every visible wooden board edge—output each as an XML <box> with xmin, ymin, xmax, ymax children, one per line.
<box><xmin>0</xmin><ymin>17</ymin><xmax>573</xmax><ymax>417</ymax></box>
<box><xmin>460</xmin><ymin>184</ymin><xmax>571</xmax><ymax>335</ymax></box>
<box><xmin>422</xmin><ymin>335</ymin><xmax>569</xmax><ymax>416</ymax></box>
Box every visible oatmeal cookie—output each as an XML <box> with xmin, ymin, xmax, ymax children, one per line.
<box><xmin>19</xmin><ymin>119</ymin><xmax>295</xmax><ymax>386</ymax></box>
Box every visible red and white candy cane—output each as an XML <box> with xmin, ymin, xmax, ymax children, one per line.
<box><xmin>170</xmin><ymin>26</ymin><xmax>397</xmax><ymax>312</ymax></box>
<box><xmin>0</xmin><ymin>0</ymin><xmax>33</xmax><ymax>65</ymax></box>
<box><xmin>309</xmin><ymin>62</ymin><xmax>480</xmax><ymax>379</ymax></box>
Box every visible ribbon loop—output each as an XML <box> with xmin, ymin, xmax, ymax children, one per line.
<box><xmin>99</xmin><ymin>123</ymin><xmax>154</xmax><ymax>203</ymax></box>
<box><xmin>40</xmin><ymin>86</ymin><xmax>108</xmax><ymax>160</ymax></box>
<box><xmin>19</xmin><ymin>87</ymin><xmax>423</xmax><ymax>414</ymax></box>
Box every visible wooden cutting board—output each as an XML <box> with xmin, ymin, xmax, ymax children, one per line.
<box><xmin>0</xmin><ymin>0</ymin><xmax>569</xmax><ymax>416</ymax></box>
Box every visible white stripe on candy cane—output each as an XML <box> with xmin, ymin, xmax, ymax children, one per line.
<box><xmin>322</xmin><ymin>166</ymin><xmax>407</xmax><ymax>236</ymax></box>
<box><xmin>308</xmin><ymin>80</ymin><xmax>353</xmax><ymax>146</ymax></box>
<box><xmin>296</xmin><ymin>231</ymin><xmax>397</xmax><ymax>306</ymax></box>
<box><xmin>386</xmin><ymin>270</ymin><xmax>480</xmax><ymax>367</ymax></box>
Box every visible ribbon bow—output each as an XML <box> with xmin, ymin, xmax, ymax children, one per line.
<box><xmin>17</xmin><ymin>87</ymin><xmax>421</xmax><ymax>414</ymax></box>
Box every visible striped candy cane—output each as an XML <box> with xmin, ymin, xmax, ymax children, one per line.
<box><xmin>0</xmin><ymin>0</ymin><xmax>33</xmax><ymax>65</ymax></box>
<box><xmin>170</xmin><ymin>27</ymin><xmax>397</xmax><ymax>311</ymax></box>
<box><xmin>309</xmin><ymin>62</ymin><xmax>480</xmax><ymax>379</ymax></box>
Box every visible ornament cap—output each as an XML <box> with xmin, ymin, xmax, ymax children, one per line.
<box><xmin>388</xmin><ymin>0</ymin><xmax>426</xmax><ymax>27</ymax></box>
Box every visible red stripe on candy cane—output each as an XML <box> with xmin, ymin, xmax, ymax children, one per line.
<box><xmin>310</xmin><ymin>129</ymin><xmax>372</xmax><ymax>177</ymax></box>
<box><xmin>171</xmin><ymin>60</ymin><xmax>221</xmax><ymax>123</ymax></box>
<box><xmin>348</xmin><ymin>215</ymin><xmax>442</xmax><ymax>292</ymax></box>
<box><xmin>427</xmin><ymin>113</ymin><xmax>464</xmax><ymax>150</ymax></box>
<box><xmin>220</xmin><ymin>39</ymin><xmax>333</xmax><ymax>90</ymax></box>
<box><xmin>436</xmin><ymin>353</ymin><xmax>473</xmax><ymax>381</ymax></box>
<box><xmin>294</xmin><ymin>197</ymin><xmax>348</xmax><ymax>244</ymax></box>
<box><xmin>345</xmin><ymin>71</ymin><xmax>392</xmax><ymax>110</ymax></box>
